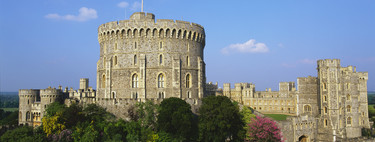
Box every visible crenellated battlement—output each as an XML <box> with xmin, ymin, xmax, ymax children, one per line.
<box><xmin>97</xmin><ymin>12</ymin><xmax>205</xmax><ymax>44</ymax></box>
<box><xmin>19</xmin><ymin>89</ymin><xmax>39</xmax><ymax>96</ymax></box>
<box><xmin>317</xmin><ymin>59</ymin><xmax>341</xmax><ymax>68</ymax></box>
<box><xmin>40</xmin><ymin>87</ymin><xmax>62</xmax><ymax>95</ymax></box>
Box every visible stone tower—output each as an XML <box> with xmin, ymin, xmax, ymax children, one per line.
<box><xmin>96</xmin><ymin>12</ymin><xmax>206</xmax><ymax>101</ymax></box>
<box><xmin>317</xmin><ymin>59</ymin><xmax>370</xmax><ymax>141</ymax></box>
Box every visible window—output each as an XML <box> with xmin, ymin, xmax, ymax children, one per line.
<box><xmin>158</xmin><ymin>74</ymin><xmax>164</xmax><ymax>88</ymax></box>
<box><xmin>323</xmin><ymin>83</ymin><xmax>327</xmax><ymax>90</ymax></box>
<box><xmin>132</xmin><ymin>92</ymin><xmax>138</xmax><ymax>99</ymax></box>
<box><xmin>304</xmin><ymin>105</ymin><xmax>312</xmax><ymax>113</ymax></box>
<box><xmin>347</xmin><ymin>105</ymin><xmax>351</xmax><ymax>112</ymax></box>
<box><xmin>134</xmin><ymin>42</ymin><xmax>137</xmax><ymax>49</ymax></box>
<box><xmin>158</xmin><ymin>92</ymin><xmax>165</xmax><ymax>99</ymax></box>
<box><xmin>132</xmin><ymin>74</ymin><xmax>139</xmax><ymax>88</ymax></box>
<box><xmin>112</xmin><ymin>92</ymin><xmax>116</xmax><ymax>99</ymax></box>
<box><xmin>347</xmin><ymin>117</ymin><xmax>352</xmax><ymax>125</ymax></box>
<box><xmin>347</xmin><ymin>94</ymin><xmax>351</xmax><ymax>101</ymax></box>
<box><xmin>186</xmin><ymin>56</ymin><xmax>189</xmax><ymax>66</ymax></box>
<box><xmin>324</xmin><ymin>119</ymin><xmax>328</xmax><ymax>127</ymax></box>
<box><xmin>159</xmin><ymin>42</ymin><xmax>163</xmax><ymax>49</ymax></box>
<box><xmin>113</xmin><ymin>56</ymin><xmax>118</xmax><ymax>66</ymax></box>
<box><xmin>26</xmin><ymin>111</ymin><xmax>30</xmax><ymax>121</ymax></box>
<box><xmin>186</xmin><ymin>74</ymin><xmax>191</xmax><ymax>88</ymax></box>
<box><xmin>324</xmin><ymin>96</ymin><xmax>327</xmax><ymax>102</ymax></box>
<box><xmin>102</xmin><ymin>74</ymin><xmax>106</xmax><ymax>88</ymax></box>
<box><xmin>187</xmin><ymin>91</ymin><xmax>191</xmax><ymax>98</ymax></box>
<box><xmin>324</xmin><ymin>107</ymin><xmax>328</xmax><ymax>114</ymax></box>
<box><xmin>134</xmin><ymin>55</ymin><xmax>137</xmax><ymax>65</ymax></box>
<box><xmin>159</xmin><ymin>55</ymin><xmax>163</xmax><ymax>65</ymax></box>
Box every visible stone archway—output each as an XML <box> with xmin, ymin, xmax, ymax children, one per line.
<box><xmin>298</xmin><ymin>135</ymin><xmax>309</xmax><ymax>142</ymax></box>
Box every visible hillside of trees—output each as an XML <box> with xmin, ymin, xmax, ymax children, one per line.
<box><xmin>0</xmin><ymin>96</ymin><xmax>283</xmax><ymax>142</ymax></box>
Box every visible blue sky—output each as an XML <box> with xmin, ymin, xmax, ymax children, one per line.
<box><xmin>0</xmin><ymin>0</ymin><xmax>374</xmax><ymax>92</ymax></box>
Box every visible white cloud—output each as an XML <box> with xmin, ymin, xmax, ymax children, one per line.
<box><xmin>221</xmin><ymin>39</ymin><xmax>269</xmax><ymax>54</ymax></box>
<box><xmin>118</xmin><ymin>1</ymin><xmax>129</xmax><ymax>8</ymax></box>
<box><xmin>45</xmin><ymin>7</ymin><xmax>97</xmax><ymax>22</ymax></box>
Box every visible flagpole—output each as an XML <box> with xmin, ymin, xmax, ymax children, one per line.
<box><xmin>141</xmin><ymin>0</ymin><xmax>144</xmax><ymax>12</ymax></box>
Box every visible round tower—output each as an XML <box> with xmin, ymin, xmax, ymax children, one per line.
<box><xmin>40</xmin><ymin>87</ymin><xmax>63</xmax><ymax>118</ymax></box>
<box><xmin>97</xmin><ymin>12</ymin><xmax>206</xmax><ymax>101</ymax></box>
<box><xmin>18</xmin><ymin>89</ymin><xmax>39</xmax><ymax>125</ymax></box>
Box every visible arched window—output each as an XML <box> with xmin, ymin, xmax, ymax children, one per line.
<box><xmin>324</xmin><ymin>107</ymin><xmax>328</xmax><ymax>114</ymax></box>
<box><xmin>186</xmin><ymin>56</ymin><xmax>189</xmax><ymax>66</ymax></box>
<box><xmin>347</xmin><ymin>117</ymin><xmax>352</xmax><ymax>125</ymax></box>
<box><xmin>187</xmin><ymin>91</ymin><xmax>191</xmax><ymax>98</ymax></box>
<box><xmin>26</xmin><ymin>111</ymin><xmax>30</xmax><ymax>121</ymax></box>
<box><xmin>186</xmin><ymin>74</ymin><xmax>191</xmax><ymax>88</ymax></box>
<box><xmin>347</xmin><ymin>94</ymin><xmax>351</xmax><ymax>101</ymax></box>
<box><xmin>304</xmin><ymin>105</ymin><xmax>312</xmax><ymax>112</ymax></box>
<box><xmin>159</xmin><ymin>54</ymin><xmax>163</xmax><ymax>65</ymax></box>
<box><xmin>27</xmin><ymin>99</ymin><xmax>29</xmax><ymax>104</ymax></box>
<box><xmin>102</xmin><ymin>74</ymin><xmax>106</xmax><ymax>88</ymax></box>
<box><xmin>132</xmin><ymin>74</ymin><xmax>138</xmax><ymax>88</ymax></box>
<box><xmin>112</xmin><ymin>92</ymin><xmax>116</xmax><ymax>99</ymax></box>
<box><xmin>347</xmin><ymin>105</ymin><xmax>351</xmax><ymax>112</ymax></box>
<box><xmin>158</xmin><ymin>92</ymin><xmax>164</xmax><ymax>99</ymax></box>
<box><xmin>134</xmin><ymin>55</ymin><xmax>137</xmax><ymax>65</ymax></box>
<box><xmin>158</xmin><ymin>74</ymin><xmax>164</xmax><ymax>88</ymax></box>
<box><xmin>114</xmin><ymin>56</ymin><xmax>118</xmax><ymax>66</ymax></box>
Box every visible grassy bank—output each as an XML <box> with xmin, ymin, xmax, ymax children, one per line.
<box><xmin>264</xmin><ymin>114</ymin><xmax>289</xmax><ymax>121</ymax></box>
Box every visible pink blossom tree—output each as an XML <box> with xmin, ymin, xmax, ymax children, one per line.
<box><xmin>245</xmin><ymin>116</ymin><xmax>283</xmax><ymax>142</ymax></box>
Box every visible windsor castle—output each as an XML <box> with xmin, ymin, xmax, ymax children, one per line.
<box><xmin>18</xmin><ymin>12</ymin><xmax>370</xmax><ymax>142</ymax></box>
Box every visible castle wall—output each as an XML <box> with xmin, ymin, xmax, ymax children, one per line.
<box><xmin>96</xmin><ymin>12</ymin><xmax>205</xmax><ymax>101</ymax></box>
<box><xmin>223</xmin><ymin>83</ymin><xmax>297</xmax><ymax>115</ymax></box>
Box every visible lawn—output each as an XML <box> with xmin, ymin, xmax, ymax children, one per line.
<box><xmin>1</xmin><ymin>108</ymin><xmax>18</xmax><ymax>112</ymax></box>
<box><xmin>264</xmin><ymin>114</ymin><xmax>289</xmax><ymax>121</ymax></box>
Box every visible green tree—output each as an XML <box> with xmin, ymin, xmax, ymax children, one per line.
<box><xmin>42</xmin><ymin>111</ymin><xmax>66</xmax><ymax>136</ymax></box>
<box><xmin>199</xmin><ymin>96</ymin><xmax>244</xmax><ymax>142</ymax></box>
<box><xmin>157</xmin><ymin>97</ymin><xmax>198</xmax><ymax>141</ymax></box>
<box><xmin>368</xmin><ymin>105</ymin><xmax>375</xmax><ymax>118</ymax></box>
<box><xmin>0</xmin><ymin>126</ymin><xmax>34</xmax><ymax>141</ymax></box>
<box><xmin>45</xmin><ymin>102</ymin><xmax>66</xmax><ymax>117</ymax></box>
<box><xmin>241</xmin><ymin>106</ymin><xmax>256</xmax><ymax>127</ymax></box>
<box><xmin>83</xmin><ymin>104</ymin><xmax>114</xmax><ymax>123</ymax></box>
<box><xmin>0</xmin><ymin>110</ymin><xmax>18</xmax><ymax>125</ymax></box>
<box><xmin>61</xmin><ymin>103</ymin><xmax>84</xmax><ymax>129</ymax></box>
<box><xmin>135</xmin><ymin>100</ymin><xmax>158</xmax><ymax>129</ymax></box>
